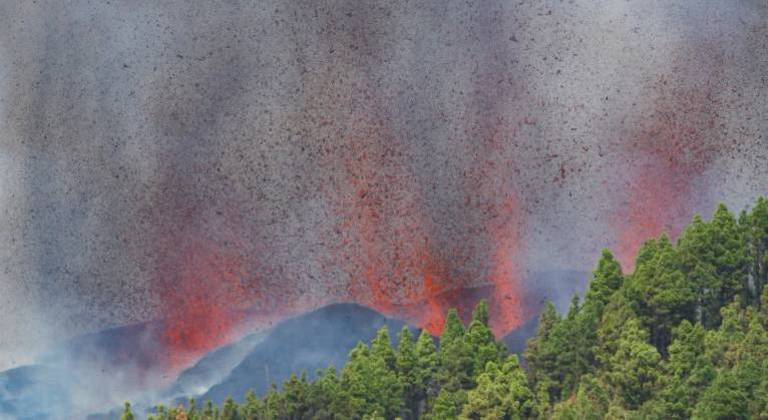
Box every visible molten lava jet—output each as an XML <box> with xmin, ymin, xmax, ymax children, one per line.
<box><xmin>487</xmin><ymin>197</ymin><xmax>526</xmax><ymax>335</ymax></box>
<box><xmin>614</xmin><ymin>75</ymin><xmax>725</xmax><ymax>272</ymax></box>
<box><xmin>324</xmin><ymin>82</ymin><xmax>529</xmax><ymax>336</ymax></box>
<box><xmin>154</xmin><ymin>232</ymin><xmax>258</xmax><ymax>369</ymax></box>
<box><xmin>152</xmin><ymin>225</ymin><xmax>310</xmax><ymax>372</ymax></box>
<box><xmin>329</xmin><ymin>91</ymin><xmax>463</xmax><ymax>335</ymax></box>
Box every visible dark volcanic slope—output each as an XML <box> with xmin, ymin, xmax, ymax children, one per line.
<box><xmin>202</xmin><ymin>303</ymin><xmax>411</xmax><ymax>404</ymax></box>
<box><xmin>199</xmin><ymin>272</ymin><xmax>586</xmax><ymax>404</ymax></box>
<box><xmin>164</xmin><ymin>333</ymin><xmax>266</xmax><ymax>400</ymax></box>
<box><xmin>5</xmin><ymin>269</ymin><xmax>587</xmax><ymax>418</ymax></box>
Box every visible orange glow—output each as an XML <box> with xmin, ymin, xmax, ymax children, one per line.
<box><xmin>615</xmin><ymin>78</ymin><xmax>722</xmax><ymax>272</ymax></box>
<box><xmin>616</xmin><ymin>166</ymin><xmax>691</xmax><ymax>272</ymax></box>
<box><xmin>487</xmin><ymin>197</ymin><xmax>526</xmax><ymax>336</ymax></box>
<box><xmin>325</xmin><ymin>79</ymin><xmax>530</xmax><ymax>337</ymax></box>
<box><xmin>151</xmin><ymin>63</ymin><xmax>537</xmax><ymax>365</ymax></box>
<box><xmin>156</xmin><ymin>235</ymin><xmax>255</xmax><ymax>369</ymax></box>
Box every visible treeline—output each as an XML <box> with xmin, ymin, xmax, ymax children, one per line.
<box><xmin>124</xmin><ymin>197</ymin><xmax>768</xmax><ymax>419</ymax></box>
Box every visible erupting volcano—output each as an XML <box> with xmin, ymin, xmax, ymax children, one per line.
<box><xmin>3</xmin><ymin>4</ymin><xmax>767</xmax><ymax>419</ymax></box>
<box><xmin>147</xmin><ymin>62</ymin><xmax>534</xmax><ymax>361</ymax></box>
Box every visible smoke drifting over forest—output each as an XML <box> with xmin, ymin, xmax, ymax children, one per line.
<box><xmin>0</xmin><ymin>0</ymin><xmax>766</xmax><ymax>373</ymax></box>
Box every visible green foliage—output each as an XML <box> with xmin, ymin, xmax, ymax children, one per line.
<box><xmin>524</xmin><ymin>302</ymin><xmax>562</xmax><ymax>409</ymax></box>
<box><xmin>121</xmin><ymin>402</ymin><xmax>135</xmax><ymax>420</ymax></box>
<box><xmin>679</xmin><ymin>205</ymin><xmax>751</xmax><ymax>328</ymax></box>
<box><xmin>603</xmin><ymin>318</ymin><xmax>661</xmax><ymax>409</ymax></box>
<box><xmin>221</xmin><ymin>396</ymin><xmax>240</xmax><ymax>420</ymax></box>
<box><xmin>693</xmin><ymin>371</ymin><xmax>749</xmax><ymax>420</ymax></box>
<box><xmin>625</xmin><ymin>235</ymin><xmax>696</xmax><ymax>353</ymax></box>
<box><xmin>460</xmin><ymin>356</ymin><xmax>535</xmax><ymax>419</ymax></box>
<box><xmin>646</xmin><ymin>320</ymin><xmax>716</xmax><ymax>419</ymax></box>
<box><xmin>745</xmin><ymin>197</ymin><xmax>768</xmax><ymax>304</ymax></box>
<box><xmin>414</xmin><ymin>330</ymin><xmax>439</xmax><ymax>410</ymax></box>
<box><xmin>372</xmin><ymin>326</ymin><xmax>397</xmax><ymax>370</ymax></box>
<box><xmin>396</xmin><ymin>326</ymin><xmax>419</xmax><ymax>418</ymax></box>
<box><xmin>551</xmin><ymin>375</ymin><xmax>610</xmax><ymax>420</ymax></box>
<box><xmin>428</xmin><ymin>388</ymin><xmax>464</xmax><ymax>420</ymax></box>
<box><xmin>584</xmin><ymin>249</ymin><xmax>624</xmax><ymax>313</ymax></box>
<box><xmin>594</xmin><ymin>292</ymin><xmax>636</xmax><ymax>371</ymax></box>
<box><xmin>437</xmin><ymin>309</ymin><xmax>474</xmax><ymax>394</ymax></box>
<box><xmin>466</xmin><ymin>300</ymin><xmax>506</xmax><ymax>376</ymax></box>
<box><xmin>133</xmin><ymin>198</ymin><xmax>768</xmax><ymax>420</ymax></box>
<box><xmin>341</xmin><ymin>338</ymin><xmax>404</xmax><ymax>419</ymax></box>
<box><xmin>525</xmin><ymin>296</ymin><xmax>599</xmax><ymax>412</ymax></box>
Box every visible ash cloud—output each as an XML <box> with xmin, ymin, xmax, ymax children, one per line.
<box><xmin>0</xmin><ymin>0</ymin><xmax>766</xmax><ymax>373</ymax></box>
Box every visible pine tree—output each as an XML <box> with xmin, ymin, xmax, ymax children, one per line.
<box><xmin>371</xmin><ymin>325</ymin><xmax>397</xmax><ymax>370</ymax></box>
<box><xmin>752</xmin><ymin>371</ymin><xmax>768</xmax><ymax>419</ymax></box>
<box><xmin>153</xmin><ymin>404</ymin><xmax>168</xmax><ymax>420</ymax></box>
<box><xmin>203</xmin><ymin>400</ymin><xmax>215</xmax><ymax>419</ymax></box>
<box><xmin>460</xmin><ymin>356</ymin><xmax>534</xmax><ymax>419</ymax></box>
<box><xmin>712</xmin><ymin>205</ymin><xmax>751</xmax><ymax>307</ymax></box>
<box><xmin>559</xmin><ymin>295</ymin><xmax>595</xmax><ymax>398</ymax></box>
<box><xmin>187</xmin><ymin>398</ymin><xmax>197</xmax><ymax>419</ymax></box>
<box><xmin>339</xmin><ymin>343</ymin><xmax>372</xmax><ymax>417</ymax></box>
<box><xmin>647</xmin><ymin>320</ymin><xmax>715</xmax><ymax>419</ymax></box>
<box><xmin>604</xmin><ymin>318</ymin><xmax>661</xmax><ymax>410</ymax></box>
<box><xmin>679</xmin><ymin>206</ymin><xmax>750</xmax><ymax>327</ymax></box>
<box><xmin>524</xmin><ymin>302</ymin><xmax>563</xmax><ymax>410</ymax></box>
<box><xmin>221</xmin><ymin>396</ymin><xmax>239</xmax><ymax>420</ymax></box>
<box><xmin>460</xmin><ymin>362</ymin><xmax>505</xmax><ymax>419</ymax></box>
<box><xmin>626</xmin><ymin>235</ymin><xmax>696</xmax><ymax>353</ymax></box>
<box><xmin>595</xmin><ymin>288</ymin><xmax>637</xmax><ymax>371</ymax></box>
<box><xmin>526</xmin><ymin>296</ymin><xmax>595</xmax><ymax>407</ymax></box>
<box><xmin>121</xmin><ymin>402</ymin><xmax>135</xmax><ymax>420</ymax></box>
<box><xmin>465</xmin><ymin>300</ymin><xmax>505</xmax><ymax>376</ymax></box>
<box><xmin>437</xmin><ymin>309</ymin><xmax>474</xmax><ymax>393</ymax></box>
<box><xmin>263</xmin><ymin>383</ymin><xmax>285</xmax><ymax>419</ymax></box>
<box><xmin>427</xmin><ymin>388</ymin><xmax>464</xmax><ymax>420</ymax></box>
<box><xmin>501</xmin><ymin>356</ymin><xmax>536</xmax><ymax>418</ymax></box>
<box><xmin>584</xmin><ymin>249</ymin><xmax>624</xmax><ymax>313</ymax></box>
<box><xmin>282</xmin><ymin>373</ymin><xmax>310</xmax><ymax>419</ymax></box>
<box><xmin>693</xmin><ymin>371</ymin><xmax>749</xmax><ymax>420</ymax></box>
<box><xmin>551</xmin><ymin>375</ymin><xmax>610</xmax><ymax>420</ymax></box>
<box><xmin>243</xmin><ymin>390</ymin><xmax>262</xmax><ymax>419</ymax></box>
<box><xmin>704</xmin><ymin>300</ymin><xmax>748</xmax><ymax>370</ymax></box>
<box><xmin>414</xmin><ymin>330</ymin><xmax>438</xmax><ymax>414</ymax></box>
<box><xmin>745</xmin><ymin>197</ymin><xmax>768</xmax><ymax>306</ymax></box>
<box><xmin>573</xmin><ymin>251</ymin><xmax>622</xmax><ymax>395</ymax></box>
<box><xmin>341</xmin><ymin>340</ymin><xmax>404</xmax><ymax>419</ymax></box>
<box><xmin>396</xmin><ymin>326</ymin><xmax>419</xmax><ymax>419</ymax></box>
<box><xmin>441</xmin><ymin>309</ymin><xmax>466</xmax><ymax>348</ymax></box>
<box><xmin>314</xmin><ymin>366</ymin><xmax>346</xmax><ymax>418</ymax></box>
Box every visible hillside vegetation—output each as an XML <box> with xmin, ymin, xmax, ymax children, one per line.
<box><xmin>124</xmin><ymin>197</ymin><xmax>768</xmax><ymax>419</ymax></box>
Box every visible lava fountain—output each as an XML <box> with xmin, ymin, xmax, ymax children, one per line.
<box><xmin>614</xmin><ymin>73</ymin><xmax>725</xmax><ymax>272</ymax></box>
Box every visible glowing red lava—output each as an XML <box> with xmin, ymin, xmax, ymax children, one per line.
<box><xmin>325</xmin><ymin>79</ymin><xmax>529</xmax><ymax>337</ymax></box>
<box><xmin>615</xmin><ymin>76</ymin><xmax>724</xmax><ymax>272</ymax></box>
<box><xmin>155</xmin><ymin>234</ymin><xmax>255</xmax><ymax>369</ymax></box>
<box><xmin>332</xmin><ymin>118</ymin><xmax>460</xmax><ymax>335</ymax></box>
<box><xmin>486</xmin><ymin>197</ymin><xmax>525</xmax><ymax>336</ymax></box>
<box><xmin>152</xmin><ymin>50</ymin><xmax>533</xmax><ymax>364</ymax></box>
